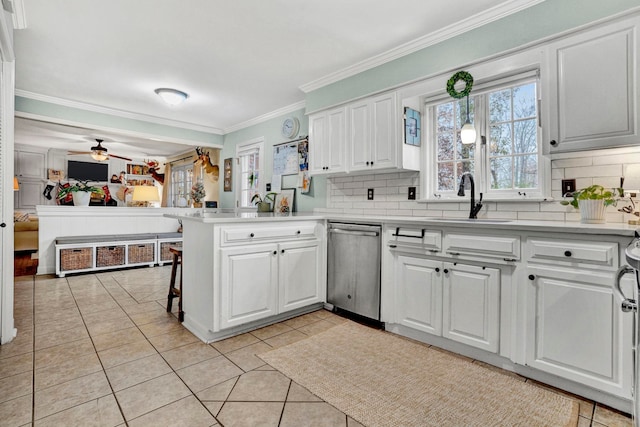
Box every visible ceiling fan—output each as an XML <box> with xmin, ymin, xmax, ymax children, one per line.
<box><xmin>68</xmin><ymin>139</ymin><xmax>132</xmax><ymax>162</ymax></box>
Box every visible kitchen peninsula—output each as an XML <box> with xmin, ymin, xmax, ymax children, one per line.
<box><xmin>168</xmin><ymin>212</ymin><xmax>327</xmax><ymax>343</ymax></box>
<box><xmin>172</xmin><ymin>210</ymin><xmax>638</xmax><ymax>413</ymax></box>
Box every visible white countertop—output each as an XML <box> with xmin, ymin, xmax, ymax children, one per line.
<box><xmin>165</xmin><ymin>211</ymin><xmax>640</xmax><ymax>237</ymax></box>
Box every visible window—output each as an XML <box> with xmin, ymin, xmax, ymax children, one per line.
<box><xmin>169</xmin><ymin>163</ymin><xmax>194</xmax><ymax>207</ymax></box>
<box><xmin>427</xmin><ymin>72</ymin><xmax>543</xmax><ymax>200</ymax></box>
<box><xmin>236</xmin><ymin>138</ymin><xmax>264</xmax><ymax>209</ymax></box>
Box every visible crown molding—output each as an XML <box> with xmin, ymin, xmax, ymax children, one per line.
<box><xmin>223</xmin><ymin>100</ymin><xmax>306</xmax><ymax>134</ymax></box>
<box><xmin>299</xmin><ymin>0</ymin><xmax>545</xmax><ymax>93</ymax></box>
<box><xmin>15</xmin><ymin>89</ymin><xmax>224</xmax><ymax>135</ymax></box>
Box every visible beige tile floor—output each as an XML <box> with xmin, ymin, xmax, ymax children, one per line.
<box><xmin>0</xmin><ymin>266</ymin><xmax>634</xmax><ymax>426</ymax></box>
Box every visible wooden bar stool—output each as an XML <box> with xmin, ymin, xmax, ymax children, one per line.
<box><xmin>166</xmin><ymin>245</ymin><xmax>184</xmax><ymax>322</ymax></box>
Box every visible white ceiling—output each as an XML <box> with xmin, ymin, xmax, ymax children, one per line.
<box><xmin>12</xmin><ymin>0</ymin><xmax>539</xmax><ymax>154</ymax></box>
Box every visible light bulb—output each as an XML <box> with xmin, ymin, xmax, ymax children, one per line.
<box><xmin>460</xmin><ymin>121</ymin><xmax>476</xmax><ymax>145</ymax></box>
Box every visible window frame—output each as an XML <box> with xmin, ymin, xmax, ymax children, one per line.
<box><xmin>168</xmin><ymin>161</ymin><xmax>194</xmax><ymax>208</ymax></box>
<box><xmin>235</xmin><ymin>137</ymin><xmax>265</xmax><ymax>210</ymax></box>
<box><xmin>423</xmin><ymin>70</ymin><xmax>548</xmax><ymax>202</ymax></box>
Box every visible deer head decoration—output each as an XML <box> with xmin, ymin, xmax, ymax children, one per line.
<box><xmin>194</xmin><ymin>147</ymin><xmax>219</xmax><ymax>182</ymax></box>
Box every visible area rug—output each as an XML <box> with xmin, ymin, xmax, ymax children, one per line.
<box><xmin>260</xmin><ymin>322</ymin><xmax>579</xmax><ymax>427</ymax></box>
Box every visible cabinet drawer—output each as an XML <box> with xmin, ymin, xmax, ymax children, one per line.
<box><xmin>222</xmin><ymin>224</ymin><xmax>317</xmax><ymax>245</ymax></box>
<box><xmin>444</xmin><ymin>233</ymin><xmax>520</xmax><ymax>260</ymax></box>
<box><xmin>528</xmin><ymin>238</ymin><xmax>618</xmax><ymax>267</ymax></box>
<box><xmin>387</xmin><ymin>227</ymin><xmax>441</xmax><ymax>253</ymax></box>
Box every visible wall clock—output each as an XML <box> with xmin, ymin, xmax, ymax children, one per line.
<box><xmin>281</xmin><ymin>117</ymin><xmax>299</xmax><ymax>139</ymax></box>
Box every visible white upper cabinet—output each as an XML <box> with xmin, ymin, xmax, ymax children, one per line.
<box><xmin>308</xmin><ymin>106</ymin><xmax>347</xmax><ymax>175</ymax></box>
<box><xmin>309</xmin><ymin>90</ymin><xmax>415</xmax><ymax>175</ymax></box>
<box><xmin>545</xmin><ymin>16</ymin><xmax>640</xmax><ymax>152</ymax></box>
<box><xmin>349</xmin><ymin>92</ymin><xmax>398</xmax><ymax>172</ymax></box>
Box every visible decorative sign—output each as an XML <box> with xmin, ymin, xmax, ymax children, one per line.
<box><xmin>273</xmin><ymin>142</ymin><xmax>299</xmax><ymax>176</ymax></box>
<box><xmin>223</xmin><ymin>158</ymin><xmax>232</xmax><ymax>192</ymax></box>
<box><xmin>404</xmin><ymin>107</ymin><xmax>421</xmax><ymax>146</ymax></box>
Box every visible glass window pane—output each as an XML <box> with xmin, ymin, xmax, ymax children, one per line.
<box><xmin>438</xmin><ymin>162</ymin><xmax>455</xmax><ymax>191</ymax></box>
<box><xmin>490</xmin><ymin>157</ymin><xmax>512</xmax><ymax>189</ymax></box>
<box><xmin>456</xmin><ymin>136</ymin><xmax>475</xmax><ymax>160</ymax></box>
<box><xmin>456</xmin><ymin>161</ymin><xmax>474</xmax><ymax>177</ymax></box>
<box><xmin>437</xmin><ymin>133</ymin><xmax>454</xmax><ymax>161</ymax></box>
<box><xmin>514</xmin><ymin>119</ymin><xmax>537</xmax><ymax>154</ymax></box>
<box><xmin>513</xmin><ymin>83</ymin><xmax>536</xmax><ymax>120</ymax></box>
<box><xmin>489</xmin><ymin>89</ymin><xmax>511</xmax><ymax>123</ymax></box>
<box><xmin>490</xmin><ymin>123</ymin><xmax>512</xmax><ymax>156</ymax></box>
<box><xmin>437</xmin><ymin>103</ymin><xmax>454</xmax><ymax>132</ymax></box>
<box><xmin>514</xmin><ymin>154</ymin><xmax>538</xmax><ymax>188</ymax></box>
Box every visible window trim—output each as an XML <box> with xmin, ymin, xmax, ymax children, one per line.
<box><xmin>235</xmin><ymin>137</ymin><xmax>265</xmax><ymax>210</ymax></box>
<box><xmin>423</xmin><ymin>70</ymin><xmax>550</xmax><ymax>202</ymax></box>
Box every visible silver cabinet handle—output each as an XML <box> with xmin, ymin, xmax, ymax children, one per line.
<box><xmin>614</xmin><ymin>265</ymin><xmax>637</xmax><ymax>313</ymax></box>
<box><xmin>330</xmin><ymin>229</ymin><xmax>379</xmax><ymax>237</ymax></box>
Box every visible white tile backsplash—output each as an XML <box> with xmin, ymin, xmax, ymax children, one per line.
<box><xmin>321</xmin><ymin>147</ymin><xmax>640</xmax><ymax>222</ymax></box>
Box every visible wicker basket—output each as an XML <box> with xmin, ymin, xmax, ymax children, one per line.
<box><xmin>60</xmin><ymin>247</ymin><xmax>93</xmax><ymax>271</ymax></box>
<box><xmin>128</xmin><ymin>243</ymin><xmax>155</xmax><ymax>264</ymax></box>
<box><xmin>160</xmin><ymin>241</ymin><xmax>182</xmax><ymax>262</ymax></box>
<box><xmin>96</xmin><ymin>245</ymin><xmax>125</xmax><ymax>267</ymax></box>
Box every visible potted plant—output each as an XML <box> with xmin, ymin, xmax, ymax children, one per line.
<box><xmin>190</xmin><ymin>181</ymin><xmax>205</xmax><ymax>208</ymax></box>
<box><xmin>560</xmin><ymin>184</ymin><xmax>621</xmax><ymax>223</ymax></box>
<box><xmin>251</xmin><ymin>192</ymin><xmax>276</xmax><ymax>212</ymax></box>
<box><xmin>57</xmin><ymin>181</ymin><xmax>104</xmax><ymax>206</ymax></box>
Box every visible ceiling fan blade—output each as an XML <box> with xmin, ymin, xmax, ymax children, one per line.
<box><xmin>109</xmin><ymin>153</ymin><xmax>133</xmax><ymax>161</ymax></box>
<box><xmin>67</xmin><ymin>151</ymin><xmax>92</xmax><ymax>155</ymax></box>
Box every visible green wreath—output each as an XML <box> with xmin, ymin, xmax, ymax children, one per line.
<box><xmin>446</xmin><ymin>71</ymin><xmax>474</xmax><ymax>99</ymax></box>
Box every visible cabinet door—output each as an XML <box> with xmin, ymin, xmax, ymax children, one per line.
<box><xmin>442</xmin><ymin>263</ymin><xmax>500</xmax><ymax>353</ymax></box>
<box><xmin>278</xmin><ymin>240</ymin><xmax>322</xmax><ymax>313</ymax></box>
<box><xmin>17</xmin><ymin>180</ymin><xmax>45</xmax><ymax>209</ymax></box>
<box><xmin>308</xmin><ymin>113</ymin><xmax>326</xmax><ymax>174</ymax></box>
<box><xmin>16</xmin><ymin>150</ymin><xmax>46</xmax><ymax>179</ymax></box>
<box><xmin>370</xmin><ymin>92</ymin><xmax>397</xmax><ymax>169</ymax></box>
<box><xmin>525</xmin><ymin>265</ymin><xmax>632</xmax><ymax>398</ymax></box>
<box><xmin>349</xmin><ymin>100</ymin><xmax>371</xmax><ymax>171</ymax></box>
<box><xmin>327</xmin><ymin>107</ymin><xmax>347</xmax><ymax>173</ymax></box>
<box><xmin>220</xmin><ymin>244</ymin><xmax>278</xmax><ymax>328</ymax></box>
<box><xmin>395</xmin><ymin>255</ymin><xmax>442</xmax><ymax>335</ymax></box>
<box><xmin>547</xmin><ymin>18</ymin><xmax>639</xmax><ymax>152</ymax></box>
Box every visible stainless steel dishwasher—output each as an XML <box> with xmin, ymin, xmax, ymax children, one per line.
<box><xmin>327</xmin><ymin>222</ymin><xmax>381</xmax><ymax>321</ymax></box>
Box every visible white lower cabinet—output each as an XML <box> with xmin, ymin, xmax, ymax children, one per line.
<box><xmin>395</xmin><ymin>255</ymin><xmax>442</xmax><ymax>335</ymax></box>
<box><xmin>220</xmin><ymin>239</ymin><xmax>323</xmax><ymax>329</ymax></box>
<box><xmin>443</xmin><ymin>263</ymin><xmax>500</xmax><ymax>353</ymax></box>
<box><xmin>279</xmin><ymin>240</ymin><xmax>323</xmax><ymax>312</ymax></box>
<box><xmin>220</xmin><ymin>244</ymin><xmax>279</xmax><ymax>328</ymax></box>
<box><xmin>394</xmin><ymin>254</ymin><xmax>500</xmax><ymax>353</ymax></box>
<box><xmin>525</xmin><ymin>264</ymin><xmax>632</xmax><ymax>398</ymax></box>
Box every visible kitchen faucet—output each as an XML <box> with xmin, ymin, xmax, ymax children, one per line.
<box><xmin>457</xmin><ymin>172</ymin><xmax>483</xmax><ymax>219</ymax></box>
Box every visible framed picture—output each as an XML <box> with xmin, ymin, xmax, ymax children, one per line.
<box><xmin>274</xmin><ymin>189</ymin><xmax>295</xmax><ymax>214</ymax></box>
<box><xmin>404</xmin><ymin>107</ymin><xmax>421</xmax><ymax>146</ymax></box>
<box><xmin>223</xmin><ymin>158</ymin><xmax>233</xmax><ymax>192</ymax></box>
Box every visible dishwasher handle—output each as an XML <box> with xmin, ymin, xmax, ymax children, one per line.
<box><xmin>329</xmin><ymin>228</ymin><xmax>379</xmax><ymax>237</ymax></box>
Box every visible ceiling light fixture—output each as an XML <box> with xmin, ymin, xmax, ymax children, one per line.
<box><xmin>90</xmin><ymin>139</ymin><xmax>109</xmax><ymax>161</ymax></box>
<box><xmin>154</xmin><ymin>88</ymin><xmax>189</xmax><ymax>106</ymax></box>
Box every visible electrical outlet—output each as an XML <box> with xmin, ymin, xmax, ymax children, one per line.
<box><xmin>408</xmin><ymin>187</ymin><xmax>416</xmax><ymax>200</ymax></box>
<box><xmin>367</xmin><ymin>188</ymin><xmax>374</xmax><ymax>200</ymax></box>
<box><xmin>561</xmin><ymin>179</ymin><xmax>576</xmax><ymax>195</ymax></box>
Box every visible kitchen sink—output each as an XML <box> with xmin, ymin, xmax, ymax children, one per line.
<box><xmin>425</xmin><ymin>218</ymin><xmax>513</xmax><ymax>223</ymax></box>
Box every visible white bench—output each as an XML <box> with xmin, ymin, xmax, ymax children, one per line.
<box><xmin>55</xmin><ymin>232</ymin><xmax>182</xmax><ymax>277</ymax></box>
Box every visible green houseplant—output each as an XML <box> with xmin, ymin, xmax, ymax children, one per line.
<box><xmin>251</xmin><ymin>192</ymin><xmax>276</xmax><ymax>212</ymax></box>
<box><xmin>57</xmin><ymin>181</ymin><xmax>104</xmax><ymax>206</ymax></box>
<box><xmin>560</xmin><ymin>185</ymin><xmax>621</xmax><ymax>223</ymax></box>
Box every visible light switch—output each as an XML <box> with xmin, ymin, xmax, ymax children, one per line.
<box><xmin>561</xmin><ymin>179</ymin><xmax>576</xmax><ymax>195</ymax></box>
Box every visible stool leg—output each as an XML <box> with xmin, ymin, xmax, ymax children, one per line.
<box><xmin>178</xmin><ymin>258</ymin><xmax>184</xmax><ymax>322</ymax></box>
<box><xmin>167</xmin><ymin>254</ymin><xmax>178</xmax><ymax>313</ymax></box>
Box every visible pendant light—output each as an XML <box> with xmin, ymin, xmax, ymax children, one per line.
<box><xmin>460</xmin><ymin>94</ymin><xmax>476</xmax><ymax>145</ymax></box>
